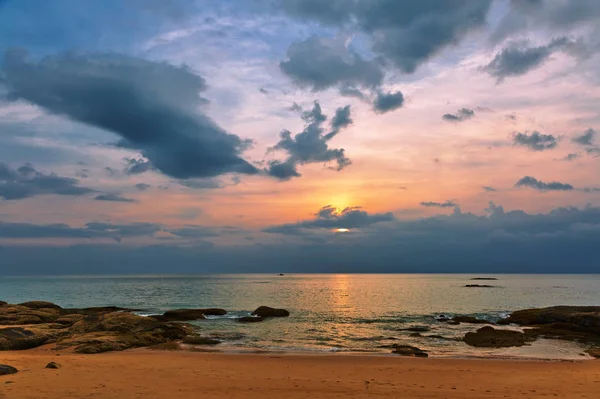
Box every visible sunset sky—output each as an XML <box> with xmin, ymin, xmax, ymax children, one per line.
<box><xmin>1</xmin><ymin>0</ymin><xmax>599</xmax><ymax>274</ymax></box>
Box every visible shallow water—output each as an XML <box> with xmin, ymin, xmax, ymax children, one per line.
<box><xmin>1</xmin><ymin>274</ymin><xmax>598</xmax><ymax>359</ymax></box>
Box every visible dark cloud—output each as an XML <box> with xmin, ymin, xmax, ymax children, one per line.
<box><xmin>279</xmin><ymin>35</ymin><xmax>384</xmax><ymax>91</ymax></box>
<box><xmin>104</xmin><ymin>167</ymin><xmax>118</xmax><ymax>177</ymax></box>
<box><xmin>266</xmin><ymin>102</ymin><xmax>352</xmax><ymax>180</ymax></box>
<box><xmin>281</xmin><ymin>1</ymin><xmax>493</xmax><ymax>74</ymax></box>
<box><xmin>179</xmin><ymin>179</ymin><xmax>223</xmax><ymax>190</ymax></box>
<box><xmin>264</xmin><ymin>205</ymin><xmax>394</xmax><ymax>234</ymax></box>
<box><xmin>515</xmin><ymin>176</ymin><xmax>574</xmax><ymax>191</ymax></box>
<box><xmin>259</xmin><ymin>88</ymin><xmax>268</xmax><ymax>94</ymax></box>
<box><xmin>420</xmin><ymin>200</ymin><xmax>458</xmax><ymax>208</ymax></box>
<box><xmin>165</xmin><ymin>226</ymin><xmax>218</xmax><ymax>238</ymax></box>
<box><xmin>0</xmin><ymin>221</ymin><xmax>161</xmax><ymax>241</ymax></box>
<box><xmin>442</xmin><ymin>108</ymin><xmax>475</xmax><ymax>122</ymax></box>
<box><xmin>482</xmin><ymin>37</ymin><xmax>573</xmax><ymax>82</ymax></box>
<box><xmin>482</xmin><ymin>186</ymin><xmax>497</xmax><ymax>192</ymax></box>
<box><xmin>373</xmin><ymin>91</ymin><xmax>404</xmax><ymax>114</ymax></box>
<box><xmin>0</xmin><ymin>162</ymin><xmax>95</xmax><ymax>200</ymax></box>
<box><xmin>559</xmin><ymin>153</ymin><xmax>580</xmax><ymax>162</ymax></box>
<box><xmin>2</xmin><ymin>50</ymin><xmax>258</xmax><ymax>179</ymax></box>
<box><xmin>94</xmin><ymin>193</ymin><xmax>136</xmax><ymax>203</ymax></box>
<box><xmin>124</xmin><ymin>158</ymin><xmax>153</xmax><ymax>175</ymax></box>
<box><xmin>512</xmin><ymin>131</ymin><xmax>558</xmax><ymax>151</ymax></box>
<box><xmin>338</xmin><ymin>85</ymin><xmax>367</xmax><ymax>101</ymax></box>
<box><xmin>572</xmin><ymin>128</ymin><xmax>597</xmax><ymax>146</ymax></box>
<box><xmin>134</xmin><ymin>183</ymin><xmax>151</xmax><ymax>191</ymax></box>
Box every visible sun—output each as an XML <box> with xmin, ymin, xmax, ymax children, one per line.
<box><xmin>335</xmin><ymin>228</ymin><xmax>350</xmax><ymax>233</ymax></box>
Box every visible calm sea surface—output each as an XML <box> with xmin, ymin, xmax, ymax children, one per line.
<box><xmin>2</xmin><ymin>274</ymin><xmax>599</xmax><ymax>359</ymax></box>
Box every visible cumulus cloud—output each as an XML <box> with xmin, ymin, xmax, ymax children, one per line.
<box><xmin>2</xmin><ymin>50</ymin><xmax>258</xmax><ymax>179</ymax></box>
<box><xmin>266</xmin><ymin>102</ymin><xmax>352</xmax><ymax>180</ymax></box>
<box><xmin>281</xmin><ymin>1</ymin><xmax>492</xmax><ymax>74</ymax></box>
<box><xmin>373</xmin><ymin>91</ymin><xmax>404</xmax><ymax>114</ymax></box>
<box><xmin>0</xmin><ymin>162</ymin><xmax>95</xmax><ymax>200</ymax></box>
<box><xmin>420</xmin><ymin>200</ymin><xmax>458</xmax><ymax>208</ymax></box>
<box><xmin>512</xmin><ymin>131</ymin><xmax>558</xmax><ymax>151</ymax></box>
<box><xmin>482</xmin><ymin>37</ymin><xmax>573</xmax><ymax>82</ymax></box>
<box><xmin>572</xmin><ymin>128</ymin><xmax>597</xmax><ymax>146</ymax></box>
<box><xmin>515</xmin><ymin>176</ymin><xmax>574</xmax><ymax>191</ymax></box>
<box><xmin>264</xmin><ymin>205</ymin><xmax>394</xmax><ymax>234</ymax></box>
<box><xmin>442</xmin><ymin>108</ymin><xmax>475</xmax><ymax>122</ymax></box>
<box><xmin>94</xmin><ymin>193</ymin><xmax>136</xmax><ymax>202</ymax></box>
<box><xmin>280</xmin><ymin>35</ymin><xmax>384</xmax><ymax>91</ymax></box>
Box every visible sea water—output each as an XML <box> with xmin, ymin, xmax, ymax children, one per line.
<box><xmin>1</xmin><ymin>274</ymin><xmax>598</xmax><ymax>359</ymax></box>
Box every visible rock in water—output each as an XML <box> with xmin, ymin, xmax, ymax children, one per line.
<box><xmin>251</xmin><ymin>306</ymin><xmax>289</xmax><ymax>318</ymax></box>
<box><xmin>390</xmin><ymin>345</ymin><xmax>428</xmax><ymax>357</ymax></box>
<box><xmin>464</xmin><ymin>326</ymin><xmax>530</xmax><ymax>348</ymax></box>
<box><xmin>0</xmin><ymin>365</ymin><xmax>18</xmax><ymax>375</ymax></box>
<box><xmin>45</xmin><ymin>362</ymin><xmax>61</xmax><ymax>369</ymax></box>
<box><xmin>152</xmin><ymin>308</ymin><xmax>227</xmax><ymax>322</ymax></box>
<box><xmin>451</xmin><ymin>316</ymin><xmax>492</xmax><ymax>324</ymax></box>
<box><xmin>464</xmin><ymin>284</ymin><xmax>495</xmax><ymax>288</ymax></box>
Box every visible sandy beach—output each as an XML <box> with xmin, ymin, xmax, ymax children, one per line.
<box><xmin>1</xmin><ymin>348</ymin><xmax>599</xmax><ymax>399</ymax></box>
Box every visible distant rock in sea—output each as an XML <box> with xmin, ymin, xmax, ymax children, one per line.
<box><xmin>150</xmin><ymin>308</ymin><xmax>227</xmax><ymax>322</ymax></box>
<box><xmin>470</xmin><ymin>277</ymin><xmax>498</xmax><ymax>281</ymax></box>
<box><xmin>464</xmin><ymin>284</ymin><xmax>495</xmax><ymax>288</ymax></box>
<box><xmin>238</xmin><ymin>316</ymin><xmax>263</xmax><ymax>323</ymax></box>
<box><xmin>252</xmin><ymin>306</ymin><xmax>290</xmax><ymax>318</ymax></box>
<box><xmin>451</xmin><ymin>316</ymin><xmax>493</xmax><ymax>324</ymax></box>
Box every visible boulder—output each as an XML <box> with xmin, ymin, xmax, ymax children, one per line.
<box><xmin>390</xmin><ymin>345</ymin><xmax>428</xmax><ymax>357</ymax></box>
<box><xmin>238</xmin><ymin>316</ymin><xmax>263</xmax><ymax>323</ymax></box>
<box><xmin>0</xmin><ymin>326</ymin><xmax>60</xmax><ymax>350</ymax></box>
<box><xmin>451</xmin><ymin>316</ymin><xmax>492</xmax><ymax>324</ymax></box>
<box><xmin>19</xmin><ymin>301</ymin><xmax>62</xmax><ymax>310</ymax></box>
<box><xmin>251</xmin><ymin>306</ymin><xmax>289</xmax><ymax>318</ymax></box>
<box><xmin>45</xmin><ymin>362</ymin><xmax>61</xmax><ymax>369</ymax></box>
<box><xmin>182</xmin><ymin>336</ymin><xmax>220</xmax><ymax>345</ymax></box>
<box><xmin>153</xmin><ymin>308</ymin><xmax>227</xmax><ymax>322</ymax></box>
<box><xmin>464</xmin><ymin>326</ymin><xmax>530</xmax><ymax>348</ymax></box>
<box><xmin>0</xmin><ymin>365</ymin><xmax>18</xmax><ymax>376</ymax></box>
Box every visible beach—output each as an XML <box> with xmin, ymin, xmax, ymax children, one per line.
<box><xmin>1</xmin><ymin>347</ymin><xmax>599</xmax><ymax>399</ymax></box>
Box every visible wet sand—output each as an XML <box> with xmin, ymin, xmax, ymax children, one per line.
<box><xmin>1</xmin><ymin>347</ymin><xmax>599</xmax><ymax>399</ymax></box>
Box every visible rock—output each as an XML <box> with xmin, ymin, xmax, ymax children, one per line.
<box><xmin>409</xmin><ymin>333</ymin><xmax>422</xmax><ymax>337</ymax></box>
<box><xmin>0</xmin><ymin>301</ymin><xmax>7</xmax><ymax>306</ymax></box>
<box><xmin>399</xmin><ymin>326</ymin><xmax>430</xmax><ymax>332</ymax></box>
<box><xmin>182</xmin><ymin>336</ymin><xmax>220</xmax><ymax>345</ymax></box>
<box><xmin>153</xmin><ymin>308</ymin><xmax>227</xmax><ymax>322</ymax></box>
<box><xmin>238</xmin><ymin>316</ymin><xmax>263</xmax><ymax>323</ymax></box>
<box><xmin>19</xmin><ymin>301</ymin><xmax>62</xmax><ymax>310</ymax></box>
<box><xmin>585</xmin><ymin>348</ymin><xmax>600</xmax><ymax>358</ymax></box>
<box><xmin>251</xmin><ymin>306</ymin><xmax>289</xmax><ymax>318</ymax></box>
<box><xmin>0</xmin><ymin>365</ymin><xmax>18</xmax><ymax>375</ymax></box>
<box><xmin>45</xmin><ymin>362</ymin><xmax>61</xmax><ymax>369</ymax></box>
<box><xmin>470</xmin><ymin>278</ymin><xmax>498</xmax><ymax>281</ymax></box>
<box><xmin>451</xmin><ymin>316</ymin><xmax>492</xmax><ymax>324</ymax></box>
<box><xmin>54</xmin><ymin>314</ymin><xmax>86</xmax><ymax>326</ymax></box>
<box><xmin>390</xmin><ymin>345</ymin><xmax>428</xmax><ymax>357</ymax></box>
<box><xmin>463</xmin><ymin>326</ymin><xmax>530</xmax><ymax>348</ymax></box>
<box><xmin>464</xmin><ymin>284</ymin><xmax>495</xmax><ymax>288</ymax></box>
<box><xmin>0</xmin><ymin>304</ymin><xmax>62</xmax><ymax>325</ymax></box>
<box><xmin>0</xmin><ymin>326</ymin><xmax>59</xmax><ymax>350</ymax></box>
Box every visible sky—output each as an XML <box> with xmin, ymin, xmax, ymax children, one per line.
<box><xmin>1</xmin><ymin>0</ymin><xmax>599</xmax><ymax>274</ymax></box>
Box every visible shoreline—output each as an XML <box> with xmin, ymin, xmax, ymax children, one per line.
<box><xmin>2</xmin><ymin>348</ymin><xmax>599</xmax><ymax>399</ymax></box>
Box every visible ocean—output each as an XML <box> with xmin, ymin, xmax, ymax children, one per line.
<box><xmin>2</xmin><ymin>274</ymin><xmax>599</xmax><ymax>359</ymax></box>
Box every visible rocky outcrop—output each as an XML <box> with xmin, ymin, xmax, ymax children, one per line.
<box><xmin>0</xmin><ymin>364</ymin><xmax>18</xmax><ymax>375</ymax></box>
<box><xmin>463</xmin><ymin>326</ymin><xmax>531</xmax><ymax>348</ymax></box>
<box><xmin>151</xmin><ymin>308</ymin><xmax>227</xmax><ymax>322</ymax></box>
<box><xmin>238</xmin><ymin>316</ymin><xmax>263</xmax><ymax>323</ymax></box>
<box><xmin>0</xmin><ymin>301</ymin><xmax>194</xmax><ymax>354</ymax></box>
<box><xmin>390</xmin><ymin>344</ymin><xmax>428</xmax><ymax>357</ymax></box>
<box><xmin>252</xmin><ymin>306</ymin><xmax>289</xmax><ymax>318</ymax></box>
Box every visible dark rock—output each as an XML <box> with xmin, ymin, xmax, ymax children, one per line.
<box><xmin>451</xmin><ymin>316</ymin><xmax>492</xmax><ymax>324</ymax></box>
<box><xmin>154</xmin><ymin>308</ymin><xmax>227</xmax><ymax>322</ymax></box>
<box><xmin>0</xmin><ymin>326</ymin><xmax>58</xmax><ymax>350</ymax></box>
<box><xmin>0</xmin><ymin>301</ymin><xmax>7</xmax><ymax>306</ymax></box>
<box><xmin>45</xmin><ymin>362</ymin><xmax>61</xmax><ymax>369</ymax></box>
<box><xmin>252</xmin><ymin>306</ymin><xmax>289</xmax><ymax>318</ymax></box>
<box><xmin>182</xmin><ymin>336</ymin><xmax>220</xmax><ymax>345</ymax></box>
<box><xmin>464</xmin><ymin>326</ymin><xmax>531</xmax><ymax>348</ymax></box>
<box><xmin>0</xmin><ymin>365</ymin><xmax>18</xmax><ymax>375</ymax></box>
<box><xmin>19</xmin><ymin>301</ymin><xmax>62</xmax><ymax>310</ymax></box>
<box><xmin>238</xmin><ymin>316</ymin><xmax>264</xmax><ymax>323</ymax></box>
<box><xmin>390</xmin><ymin>344</ymin><xmax>428</xmax><ymax>357</ymax></box>
<box><xmin>464</xmin><ymin>284</ymin><xmax>495</xmax><ymax>288</ymax></box>
<box><xmin>278</xmin><ymin>274</ymin><xmax>284</xmax><ymax>276</ymax></box>
<box><xmin>409</xmin><ymin>333</ymin><xmax>422</xmax><ymax>337</ymax></box>
<box><xmin>470</xmin><ymin>278</ymin><xmax>498</xmax><ymax>281</ymax></box>
<box><xmin>399</xmin><ymin>326</ymin><xmax>430</xmax><ymax>332</ymax></box>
